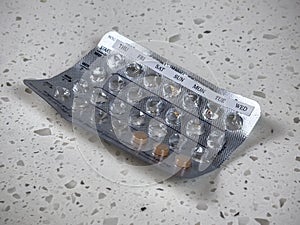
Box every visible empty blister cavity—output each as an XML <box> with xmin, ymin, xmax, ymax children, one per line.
<box><xmin>191</xmin><ymin>146</ymin><xmax>205</xmax><ymax>163</ymax></box>
<box><xmin>111</xmin><ymin>118</ymin><xmax>128</xmax><ymax>136</ymax></box>
<box><xmin>130</xmin><ymin>111</ymin><xmax>146</xmax><ymax>127</ymax></box>
<box><xmin>185</xmin><ymin>119</ymin><xmax>204</xmax><ymax>139</ymax></box>
<box><xmin>143</xmin><ymin>72</ymin><xmax>162</xmax><ymax>89</ymax></box>
<box><xmin>109</xmin><ymin>99</ymin><xmax>128</xmax><ymax>116</ymax></box>
<box><xmin>73</xmin><ymin>79</ymin><xmax>89</xmax><ymax>93</ymax></box>
<box><xmin>146</xmin><ymin>97</ymin><xmax>164</xmax><ymax>116</ymax></box>
<box><xmin>168</xmin><ymin>133</ymin><xmax>187</xmax><ymax>152</ymax></box>
<box><xmin>203</xmin><ymin>102</ymin><xmax>222</xmax><ymax>120</ymax></box>
<box><xmin>126</xmin><ymin>87</ymin><xmax>144</xmax><ymax>104</ymax></box>
<box><xmin>90</xmin><ymin>67</ymin><xmax>107</xmax><ymax>83</ymax></box>
<box><xmin>72</xmin><ymin>98</ymin><xmax>91</xmax><ymax>119</ymax></box>
<box><xmin>207</xmin><ymin>129</ymin><xmax>225</xmax><ymax>150</ymax></box>
<box><xmin>106</xmin><ymin>52</ymin><xmax>126</xmax><ymax>72</ymax></box>
<box><xmin>163</xmin><ymin>82</ymin><xmax>181</xmax><ymax>98</ymax></box>
<box><xmin>148</xmin><ymin>119</ymin><xmax>168</xmax><ymax>142</ymax></box>
<box><xmin>125</xmin><ymin>62</ymin><xmax>143</xmax><ymax>78</ymax></box>
<box><xmin>165</xmin><ymin>107</ymin><xmax>182</xmax><ymax>126</ymax></box>
<box><xmin>54</xmin><ymin>86</ymin><xmax>70</xmax><ymax>101</ymax></box>
<box><xmin>90</xmin><ymin>89</ymin><xmax>108</xmax><ymax>105</ymax></box>
<box><xmin>191</xmin><ymin>146</ymin><xmax>212</xmax><ymax>171</ymax></box>
<box><xmin>226</xmin><ymin>113</ymin><xmax>243</xmax><ymax>130</ymax></box>
<box><xmin>183</xmin><ymin>92</ymin><xmax>199</xmax><ymax>110</ymax></box>
<box><xmin>108</xmin><ymin>75</ymin><xmax>125</xmax><ymax>92</ymax></box>
<box><xmin>73</xmin><ymin>98</ymin><xmax>89</xmax><ymax>109</ymax></box>
<box><xmin>95</xmin><ymin>109</ymin><xmax>108</xmax><ymax>125</ymax></box>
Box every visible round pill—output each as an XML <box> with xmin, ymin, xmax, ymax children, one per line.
<box><xmin>153</xmin><ymin>143</ymin><xmax>169</xmax><ymax>157</ymax></box>
<box><xmin>175</xmin><ymin>154</ymin><xmax>192</xmax><ymax>169</ymax></box>
<box><xmin>132</xmin><ymin>131</ymin><xmax>148</xmax><ymax>146</ymax></box>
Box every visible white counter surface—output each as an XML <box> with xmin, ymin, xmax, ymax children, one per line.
<box><xmin>0</xmin><ymin>0</ymin><xmax>299</xmax><ymax>224</ymax></box>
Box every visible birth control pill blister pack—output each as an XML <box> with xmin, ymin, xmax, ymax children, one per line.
<box><xmin>24</xmin><ymin>31</ymin><xmax>261</xmax><ymax>178</ymax></box>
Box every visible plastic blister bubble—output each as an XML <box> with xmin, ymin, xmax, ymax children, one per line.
<box><xmin>23</xmin><ymin>31</ymin><xmax>261</xmax><ymax>179</ymax></box>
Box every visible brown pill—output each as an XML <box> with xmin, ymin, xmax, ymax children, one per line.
<box><xmin>132</xmin><ymin>131</ymin><xmax>148</xmax><ymax>146</ymax></box>
<box><xmin>153</xmin><ymin>143</ymin><xmax>169</xmax><ymax>157</ymax></box>
<box><xmin>175</xmin><ymin>154</ymin><xmax>192</xmax><ymax>169</ymax></box>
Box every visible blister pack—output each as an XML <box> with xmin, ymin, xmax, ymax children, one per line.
<box><xmin>24</xmin><ymin>31</ymin><xmax>261</xmax><ymax>178</ymax></box>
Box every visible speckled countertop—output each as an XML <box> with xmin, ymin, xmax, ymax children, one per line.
<box><xmin>0</xmin><ymin>0</ymin><xmax>299</xmax><ymax>225</ymax></box>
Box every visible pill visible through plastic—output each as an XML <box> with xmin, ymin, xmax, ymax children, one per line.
<box><xmin>175</xmin><ymin>154</ymin><xmax>192</xmax><ymax>169</ymax></box>
<box><xmin>153</xmin><ymin>143</ymin><xmax>169</xmax><ymax>158</ymax></box>
<box><xmin>132</xmin><ymin>131</ymin><xmax>148</xmax><ymax>146</ymax></box>
<box><xmin>23</xmin><ymin>31</ymin><xmax>261</xmax><ymax>178</ymax></box>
